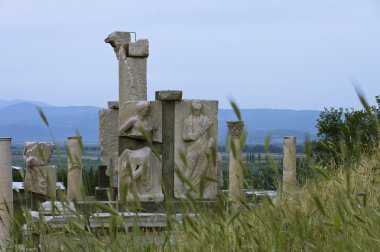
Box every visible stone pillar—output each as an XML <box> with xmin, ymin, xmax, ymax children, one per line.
<box><xmin>227</xmin><ymin>121</ymin><xmax>244</xmax><ymax>209</ymax></box>
<box><xmin>156</xmin><ymin>90</ymin><xmax>183</xmax><ymax>200</ymax></box>
<box><xmin>283</xmin><ymin>136</ymin><xmax>297</xmax><ymax>193</ymax></box>
<box><xmin>0</xmin><ymin>138</ymin><xmax>13</xmax><ymax>247</ymax></box>
<box><xmin>67</xmin><ymin>136</ymin><xmax>83</xmax><ymax>201</ymax></box>
<box><xmin>105</xmin><ymin>32</ymin><xmax>149</xmax><ymax>104</ymax></box>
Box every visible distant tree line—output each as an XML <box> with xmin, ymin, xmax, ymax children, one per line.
<box><xmin>218</xmin><ymin>144</ymin><xmax>305</xmax><ymax>153</ymax></box>
<box><xmin>313</xmin><ymin>95</ymin><xmax>380</xmax><ymax>167</ymax></box>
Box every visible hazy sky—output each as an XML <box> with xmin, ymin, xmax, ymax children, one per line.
<box><xmin>1</xmin><ymin>0</ymin><xmax>379</xmax><ymax>109</ymax></box>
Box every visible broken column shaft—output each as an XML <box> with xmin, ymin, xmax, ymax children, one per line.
<box><xmin>227</xmin><ymin>121</ymin><xmax>245</xmax><ymax>210</ymax></box>
<box><xmin>105</xmin><ymin>31</ymin><xmax>149</xmax><ymax>104</ymax></box>
<box><xmin>283</xmin><ymin>136</ymin><xmax>297</xmax><ymax>193</ymax></box>
<box><xmin>67</xmin><ymin>136</ymin><xmax>83</xmax><ymax>201</ymax></box>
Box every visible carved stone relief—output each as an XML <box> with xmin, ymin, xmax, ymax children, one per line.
<box><xmin>23</xmin><ymin>142</ymin><xmax>56</xmax><ymax>197</ymax></box>
<box><xmin>119</xmin><ymin>101</ymin><xmax>162</xmax><ymax>143</ymax></box>
<box><xmin>174</xmin><ymin>100</ymin><xmax>218</xmax><ymax>199</ymax></box>
<box><xmin>118</xmin><ymin>147</ymin><xmax>164</xmax><ymax>202</ymax></box>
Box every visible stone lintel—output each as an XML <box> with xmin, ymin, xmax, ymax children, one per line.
<box><xmin>155</xmin><ymin>90</ymin><xmax>183</xmax><ymax>101</ymax></box>
<box><xmin>107</xmin><ymin>101</ymin><xmax>119</xmax><ymax>109</ymax></box>
<box><xmin>227</xmin><ymin>121</ymin><xmax>244</xmax><ymax>137</ymax></box>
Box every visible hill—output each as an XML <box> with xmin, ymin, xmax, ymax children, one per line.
<box><xmin>0</xmin><ymin>101</ymin><xmax>320</xmax><ymax>144</ymax></box>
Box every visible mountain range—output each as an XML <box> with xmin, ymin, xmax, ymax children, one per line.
<box><xmin>0</xmin><ymin>100</ymin><xmax>320</xmax><ymax>145</ymax></box>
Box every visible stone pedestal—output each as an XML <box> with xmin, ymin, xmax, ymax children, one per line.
<box><xmin>283</xmin><ymin>136</ymin><xmax>297</xmax><ymax>193</ymax></box>
<box><xmin>67</xmin><ymin>136</ymin><xmax>83</xmax><ymax>201</ymax></box>
<box><xmin>227</xmin><ymin>121</ymin><xmax>244</xmax><ymax>210</ymax></box>
<box><xmin>0</xmin><ymin>138</ymin><xmax>13</xmax><ymax>247</ymax></box>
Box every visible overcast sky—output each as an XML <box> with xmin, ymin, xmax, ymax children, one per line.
<box><xmin>0</xmin><ymin>0</ymin><xmax>379</xmax><ymax>110</ymax></box>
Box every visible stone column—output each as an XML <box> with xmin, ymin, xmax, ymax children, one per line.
<box><xmin>156</xmin><ymin>90</ymin><xmax>183</xmax><ymax>200</ymax></box>
<box><xmin>227</xmin><ymin>121</ymin><xmax>244</xmax><ymax>209</ymax></box>
<box><xmin>105</xmin><ymin>32</ymin><xmax>148</xmax><ymax>104</ymax></box>
<box><xmin>67</xmin><ymin>136</ymin><xmax>83</xmax><ymax>201</ymax></box>
<box><xmin>0</xmin><ymin>138</ymin><xmax>13</xmax><ymax>247</ymax></box>
<box><xmin>283</xmin><ymin>136</ymin><xmax>297</xmax><ymax>193</ymax></box>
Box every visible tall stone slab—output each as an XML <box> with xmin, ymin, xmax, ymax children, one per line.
<box><xmin>227</xmin><ymin>121</ymin><xmax>245</xmax><ymax>210</ymax></box>
<box><xmin>105</xmin><ymin>32</ymin><xmax>148</xmax><ymax>104</ymax></box>
<box><xmin>0</xmin><ymin>138</ymin><xmax>13</xmax><ymax>247</ymax></box>
<box><xmin>99</xmin><ymin>103</ymin><xmax>119</xmax><ymax>187</ymax></box>
<box><xmin>174</xmin><ymin>100</ymin><xmax>218</xmax><ymax>199</ymax></box>
<box><xmin>67</xmin><ymin>136</ymin><xmax>83</xmax><ymax>201</ymax></box>
<box><xmin>283</xmin><ymin>136</ymin><xmax>297</xmax><ymax>193</ymax></box>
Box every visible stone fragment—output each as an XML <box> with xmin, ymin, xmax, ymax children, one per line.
<box><xmin>118</xmin><ymin>147</ymin><xmax>164</xmax><ymax>202</ymax></box>
<box><xmin>128</xmin><ymin>39</ymin><xmax>149</xmax><ymax>57</ymax></box>
<box><xmin>23</xmin><ymin>142</ymin><xmax>54</xmax><ymax>167</ymax></box>
<box><xmin>107</xmin><ymin>101</ymin><xmax>119</xmax><ymax>109</ymax></box>
<box><xmin>227</xmin><ymin>121</ymin><xmax>245</xmax><ymax>210</ymax></box>
<box><xmin>0</xmin><ymin>138</ymin><xmax>13</xmax><ymax>247</ymax></box>
<box><xmin>155</xmin><ymin>90</ymin><xmax>183</xmax><ymax>101</ymax></box>
<box><xmin>174</xmin><ymin>100</ymin><xmax>218</xmax><ymax>199</ymax></box>
<box><xmin>67</xmin><ymin>136</ymin><xmax>83</xmax><ymax>201</ymax></box>
<box><xmin>24</xmin><ymin>165</ymin><xmax>57</xmax><ymax>198</ymax></box>
<box><xmin>283</xmin><ymin>136</ymin><xmax>297</xmax><ymax>193</ymax></box>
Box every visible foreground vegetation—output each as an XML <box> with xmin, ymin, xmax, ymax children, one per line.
<box><xmin>7</xmin><ymin>95</ymin><xmax>380</xmax><ymax>250</ymax></box>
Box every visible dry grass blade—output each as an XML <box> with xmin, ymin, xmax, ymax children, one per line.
<box><xmin>229</xmin><ymin>100</ymin><xmax>242</xmax><ymax>121</ymax></box>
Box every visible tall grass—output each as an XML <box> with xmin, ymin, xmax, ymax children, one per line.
<box><xmin>4</xmin><ymin>100</ymin><xmax>380</xmax><ymax>251</ymax></box>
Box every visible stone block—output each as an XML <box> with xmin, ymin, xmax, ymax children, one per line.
<box><xmin>155</xmin><ymin>90</ymin><xmax>183</xmax><ymax>101</ymax></box>
<box><xmin>108</xmin><ymin>101</ymin><xmax>119</xmax><ymax>109</ymax></box>
<box><xmin>128</xmin><ymin>39</ymin><xmax>149</xmax><ymax>57</ymax></box>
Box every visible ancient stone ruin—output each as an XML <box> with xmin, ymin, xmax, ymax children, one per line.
<box><xmin>100</xmin><ymin>31</ymin><xmax>219</xmax><ymax>202</ymax></box>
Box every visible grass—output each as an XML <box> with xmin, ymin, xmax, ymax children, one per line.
<box><xmin>4</xmin><ymin>100</ymin><xmax>380</xmax><ymax>251</ymax></box>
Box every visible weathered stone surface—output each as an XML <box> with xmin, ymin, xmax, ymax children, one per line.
<box><xmin>23</xmin><ymin>142</ymin><xmax>54</xmax><ymax>167</ymax></box>
<box><xmin>0</xmin><ymin>138</ymin><xmax>13</xmax><ymax>247</ymax></box>
<box><xmin>283</xmin><ymin>136</ymin><xmax>297</xmax><ymax>193</ymax></box>
<box><xmin>119</xmin><ymin>101</ymin><xmax>162</xmax><ymax>143</ymax></box>
<box><xmin>67</xmin><ymin>136</ymin><xmax>83</xmax><ymax>201</ymax></box>
<box><xmin>155</xmin><ymin>90</ymin><xmax>183</xmax><ymax>101</ymax></box>
<box><xmin>118</xmin><ymin>147</ymin><xmax>164</xmax><ymax>202</ymax></box>
<box><xmin>107</xmin><ymin>101</ymin><xmax>119</xmax><ymax>109</ymax></box>
<box><xmin>22</xmin><ymin>142</ymin><xmax>56</xmax><ymax>197</ymax></box>
<box><xmin>174</xmin><ymin>100</ymin><xmax>218</xmax><ymax>199</ymax></box>
<box><xmin>99</xmin><ymin>109</ymin><xmax>119</xmax><ymax>187</ymax></box>
<box><xmin>227</xmin><ymin>121</ymin><xmax>245</xmax><ymax>209</ymax></box>
<box><xmin>105</xmin><ymin>31</ymin><xmax>131</xmax><ymax>60</ymax></box>
<box><xmin>128</xmin><ymin>39</ymin><xmax>149</xmax><ymax>57</ymax></box>
<box><xmin>105</xmin><ymin>31</ymin><xmax>148</xmax><ymax>104</ymax></box>
<box><xmin>120</xmin><ymin>57</ymin><xmax>147</xmax><ymax>102</ymax></box>
<box><xmin>24</xmin><ymin>165</ymin><xmax>57</xmax><ymax>197</ymax></box>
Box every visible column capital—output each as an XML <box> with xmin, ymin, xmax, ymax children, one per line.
<box><xmin>105</xmin><ymin>31</ymin><xmax>132</xmax><ymax>60</ymax></box>
<box><xmin>227</xmin><ymin>121</ymin><xmax>244</xmax><ymax>137</ymax></box>
<box><xmin>105</xmin><ymin>32</ymin><xmax>149</xmax><ymax>60</ymax></box>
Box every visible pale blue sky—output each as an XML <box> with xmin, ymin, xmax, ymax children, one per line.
<box><xmin>0</xmin><ymin>0</ymin><xmax>379</xmax><ymax>109</ymax></box>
